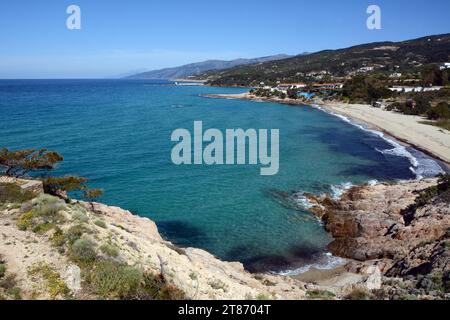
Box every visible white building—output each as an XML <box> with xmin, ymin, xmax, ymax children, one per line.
<box><xmin>440</xmin><ymin>62</ymin><xmax>450</xmax><ymax>70</ymax></box>
<box><xmin>358</xmin><ymin>66</ymin><xmax>375</xmax><ymax>73</ymax></box>
<box><xmin>277</xmin><ymin>83</ymin><xmax>307</xmax><ymax>90</ymax></box>
<box><xmin>388</xmin><ymin>86</ymin><xmax>443</xmax><ymax>93</ymax></box>
<box><xmin>389</xmin><ymin>73</ymin><xmax>402</xmax><ymax>78</ymax></box>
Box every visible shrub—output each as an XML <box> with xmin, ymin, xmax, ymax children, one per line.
<box><xmin>43</xmin><ymin>175</ymin><xmax>87</xmax><ymax>196</ymax></box>
<box><xmin>28</xmin><ymin>263</ymin><xmax>70</xmax><ymax>299</ymax></box>
<box><xmin>87</xmin><ymin>261</ymin><xmax>142</xmax><ymax>299</ymax></box>
<box><xmin>32</xmin><ymin>222</ymin><xmax>56</xmax><ymax>235</ymax></box>
<box><xmin>100</xmin><ymin>243</ymin><xmax>119</xmax><ymax>258</ymax></box>
<box><xmin>345</xmin><ymin>287</ymin><xmax>374</xmax><ymax>300</ymax></box>
<box><xmin>50</xmin><ymin>227</ymin><xmax>66</xmax><ymax>247</ymax></box>
<box><xmin>16</xmin><ymin>194</ymin><xmax>65</xmax><ymax>232</ymax></box>
<box><xmin>137</xmin><ymin>273</ymin><xmax>186</xmax><ymax>300</ymax></box>
<box><xmin>208</xmin><ymin>279</ymin><xmax>228</xmax><ymax>291</ymax></box>
<box><xmin>17</xmin><ymin>210</ymin><xmax>35</xmax><ymax>231</ymax></box>
<box><xmin>0</xmin><ymin>272</ymin><xmax>21</xmax><ymax>300</ymax></box>
<box><xmin>0</xmin><ymin>264</ymin><xmax>6</xmax><ymax>278</ymax></box>
<box><xmin>72</xmin><ymin>210</ymin><xmax>89</xmax><ymax>222</ymax></box>
<box><xmin>0</xmin><ymin>273</ymin><xmax>17</xmax><ymax>290</ymax></box>
<box><xmin>427</xmin><ymin>102</ymin><xmax>450</xmax><ymax>120</ymax></box>
<box><xmin>306</xmin><ymin>289</ymin><xmax>336</xmax><ymax>300</ymax></box>
<box><xmin>94</xmin><ymin>220</ymin><xmax>107</xmax><ymax>229</ymax></box>
<box><xmin>256</xmin><ymin>293</ymin><xmax>272</xmax><ymax>300</ymax></box>
<box><xmin>70</xmin><ymin>238</ymin><xmax>97</xmax><ymax>264</ymax></box>
<box><xmin>7</xmin><ymin>287</ymin><xmax>22</xmax><ymax>300</ymax></box>
<box><xmin>32</xmin><ymin>194</ymin><xmax>66</xmax><ymax>217</ymax></box>
<box><xmin>66</xmin><ymin>224</ymin><xmax>90</xmax><ymax>244</ymax></box>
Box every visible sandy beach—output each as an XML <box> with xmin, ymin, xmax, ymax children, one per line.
<box><xmin>204</xmin><ymin>92</ymin><xmax>450</xmax><ymax>166</ymax></box>
<box><xmin>320</xmin><ymin>102</ymin><xmax>450</xmax><ymax>165</ymax></box>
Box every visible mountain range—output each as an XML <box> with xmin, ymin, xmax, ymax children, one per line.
<box><xmin>125</xmin><ymin>54</ymin><xmax>292</xmax><ymax>80</ymax></box>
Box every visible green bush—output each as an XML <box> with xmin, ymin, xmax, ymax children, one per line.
<box><xmin>306</xmin><ymin>289</ymin><xmax>336</xmax><ymax>300</ymax></box>
<box><xmin>345</xmin><ymin>287</ymin><xmax>374</xmax><ymax>300</ymax></box>
<box><xmin>66</xmin><ymin>224</ymin><xmax>90</xmax><ymax>244</ymax></box>
<box><xmin>87</xmin><ymin>260</ymin><xmax>142</xmax><ymax>299</ymax></box>
<box><xmin>51</xmin><ymin>227</ymin><xmax>66</xmax><ymax>247</ymax></box>
<box><xmin>70</xmin><ymin>238</ymin><xmax>97</xmax><ymax>264</ymax></box>
<box><xmin>0</xmin><ymin>264</ymin><xmax>6</xmax><ymax>278</ymax></box>
<box><xmin>427</xmin><ymin>102</ymin><xmax>450</xmax><ymax>120</ymax></box>
<box><xmin>72</xmin><ymin>210</ymin><xmax>89</xmax><ymax>222</ymax></box>
<box><xmin>136</xmin><ymin>273</ymin><xmax>186</xmax><ymax>300</ymax></box>
<box><xmin>94</xmin><ymin>220</ymin><xmax>107</xmax><ymax>229</ymax></box>
<box><xmin>32</xmin><ymin>194</ymin><xmax>66</xmax><ymax>217</ymax></box>
<box><xmin>16</xmin><ymin>194</ymin><xmax>66</xmax><ymax>232</ymax></box>
<box><xmin>85</xmin><ymin>260</ymin><xmax>186</xmax><ymax>300</ymax></box>
<box><xmin>100</xmin><ymin>243</ymin><xmax>119</xmax><ymax>258</ymax></box>
<box><xmin>28</xmin><ymin>263</ymin><xmax>70</xmax><ymax>300</ymax></box>
<box><xmin>17</xmin><ymin>210</ymin><xmax>36</xmax><ymax>231</ymax></box>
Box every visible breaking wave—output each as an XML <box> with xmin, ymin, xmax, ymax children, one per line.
<box><xmin>315</xmin><ymin>107</ymin><xmax>444</xmax><ymax>179</ymax></box>
<box><xmin>275</xmin><ymin>252</ymin><xmax>346</xmax><ymax>276</ymax></box>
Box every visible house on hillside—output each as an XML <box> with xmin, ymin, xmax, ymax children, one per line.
<box><xmin>440</xmin><ymin>63</ymin><xmax>450</xmax><ymax>70</ymax></box>
<box><xmin>312</xmin><ymin>83</ymin><xmax>344</xmax><ymax>90</ymax></box>
<box><xmin>357</xmin><ymin>66</ymin><xmax>374</xmax><ymax>73</ymax></box>
<box><xmin>388</xmin><ymin>86</ymin><xmax>443</xmax><ymax>93</ymax></box>
<box><xmin>277</xmin><ymin>83</ymin><xmax>307</xmax><ymax>90</ymax></box>
<box><xmin>389</xmin><ymin>73</ymin><xmax>402</xmax><ymax>78</ymax></box>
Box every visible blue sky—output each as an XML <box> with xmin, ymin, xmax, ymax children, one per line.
<box><xmin>0</xmin><ymin>0</ymin><xmax>449</xmax><ymax>78</ymax></box>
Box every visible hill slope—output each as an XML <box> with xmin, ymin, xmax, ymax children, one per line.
<box><xmin>203</xmin><ymin>34</ymin><xmax>450</xmax><ymax>86</ymax></box>
<box><xmin>126</xmin><ymin>54</ymin><xmax>291</xmax><ymax>80</ymax></box>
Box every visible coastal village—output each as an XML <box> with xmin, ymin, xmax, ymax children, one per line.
<box><xmin>251</xmin><ymin>61</ymin><xmax>450</xmax><ymax>102</ymax></box>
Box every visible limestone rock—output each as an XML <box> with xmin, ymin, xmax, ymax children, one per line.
<box><xmin>64</xmin><ymin>265</ymin><xmax>81</xmax><ymax>293</ymax></box>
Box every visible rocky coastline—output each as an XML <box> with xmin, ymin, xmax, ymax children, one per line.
<box><xmin>1</xmin><ymin>173</ymin><xmax>449</xmax><ymax>300</ymax></box>
<box><xmin>301</xmin><ymin>177</ymin><xmax>449</xmax><ymax>299</ymax></box>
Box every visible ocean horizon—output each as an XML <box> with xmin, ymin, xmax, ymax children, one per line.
<box><xmin>0</xmin><ymin>79</ymin><xmax>444</xmax><ymax>273</ymax></box>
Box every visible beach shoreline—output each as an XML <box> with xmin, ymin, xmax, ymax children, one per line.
<box><xmin>203</xmin><ymin>92</ymin><xmax>450</xmax><ymax>168</ymax></box>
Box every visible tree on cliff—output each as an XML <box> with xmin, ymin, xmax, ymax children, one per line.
<box><xmin>1</xmin><ymin>147</ymin><xmax>104</xmax><ymax>201</ymax></box>
<box><xmin>44</xmin><ymin>176</ymin><xmax>104</xmax><ymax>206</ymax></box>
<box><xmin>43</xmin><ymin>176</ymin><xmax>88</xmax><ymax>195</ymax></box>
<box><xmin>0</xmin><ymin>148</ymin><xmax>63</xmax><ymax>178</ymax></box>
<box><xmin>83</xmin><ymin>188</ymin><xmax>104</xmax><ymax>211</ymax></box>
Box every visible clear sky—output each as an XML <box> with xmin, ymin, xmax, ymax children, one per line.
<box><xmin>0</xmin><ymin>0</ymin><xmax>449</xmax><ymax>78</ymax></box>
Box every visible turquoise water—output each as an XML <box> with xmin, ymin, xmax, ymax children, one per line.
<box><xmin>0</xmin><ymin>80</ymin><xmax>441</xmax><ymax>272</ymax></box>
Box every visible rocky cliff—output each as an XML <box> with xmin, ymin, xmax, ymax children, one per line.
<box><xmin>1</xmin><ymin>176</ymin><xmax>449</xmax><ymax>300</ymax></box>
<box><xmin>1</xmin><ymin>177</ymin><xmax>309</xmax><ymax>300</ymax></box>
<box><xmin>304</xmin><ymin>177</ymin><xmax>450</xmax><ymax>299</ymax></box>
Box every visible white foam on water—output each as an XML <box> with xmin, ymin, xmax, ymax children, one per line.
<box><xmin>275</xmin><ymin>253</ymin><xmax>347</xmax><ymax>276</ymax></box>
<box><xmin>330</xmin><ymin>182</ymin><xmax>354</xmax><ymax>200</ymax></box>
<box><xmin>293</xmin><ymin>195</ymin><xmax>315</xmax><ymax>209</ymax></box>
<box><xmin>313</xmin><ymin>106</ymin><xmax>444</xmax><ymax>180</ymax></box>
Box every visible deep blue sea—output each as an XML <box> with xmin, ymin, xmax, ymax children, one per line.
<box><xmin>0</xmin><ymin>79</ymin><xmax>444</xmax><ymax>273</ymax></box>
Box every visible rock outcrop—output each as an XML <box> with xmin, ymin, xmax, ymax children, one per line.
<box><xmin>0</xmin><ymin>178</ymin><xmax>308</xmax><ymax>300</ymax></box>
<box><xmin>1</xmin><ymin>177</ymin><xmax>449</xmax><ymax>300</ymax></box>
<box><xmin>305</xmin><ymin>178</ymin><xmax>450</xmax><ymax>299</ymax></box>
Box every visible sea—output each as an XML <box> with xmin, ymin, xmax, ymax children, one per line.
<box><xmin>0</xmin><ymin>79</ymin><xmax>444</xmax><ymax>274</ymax></box>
